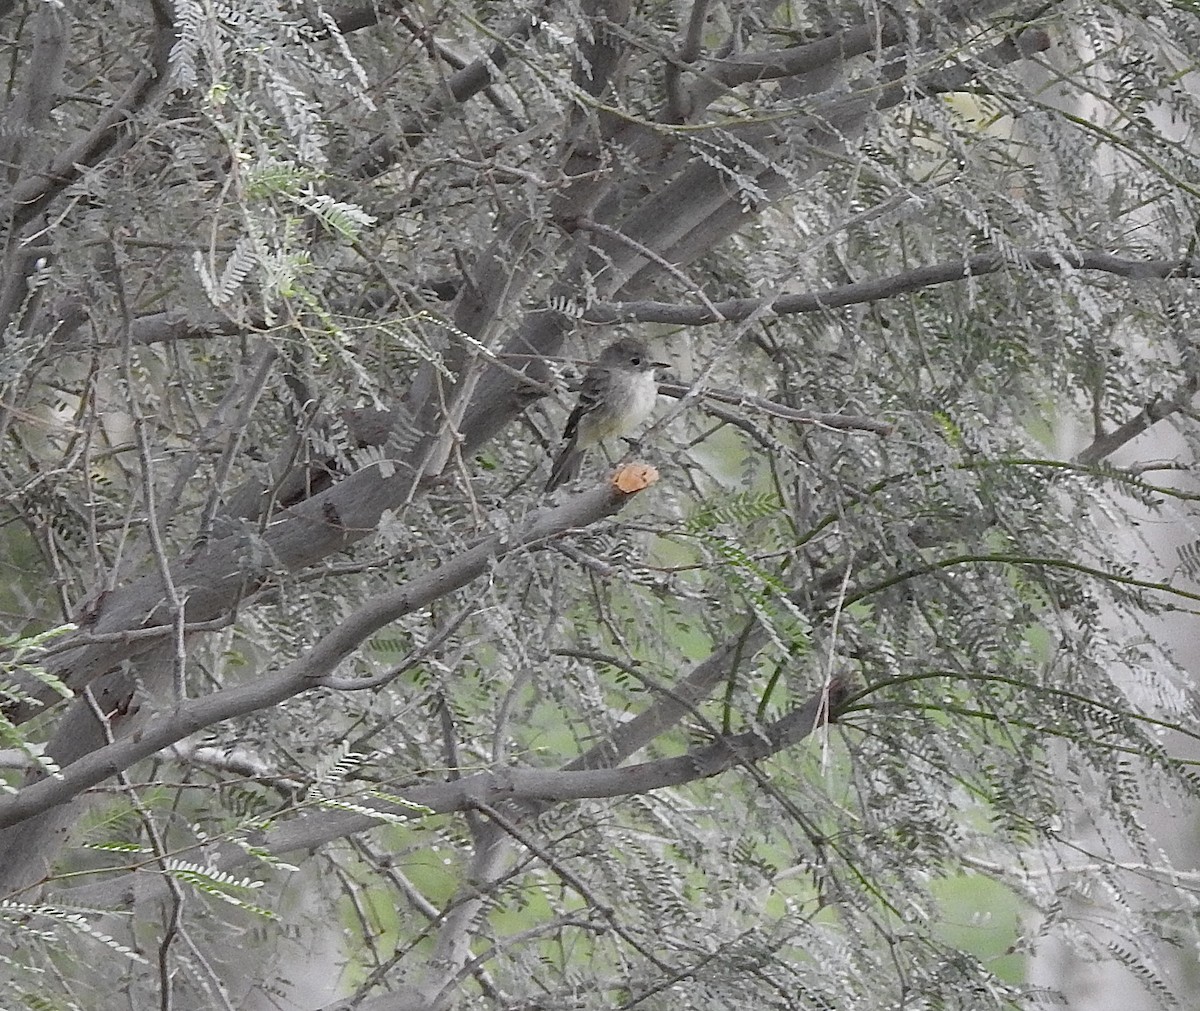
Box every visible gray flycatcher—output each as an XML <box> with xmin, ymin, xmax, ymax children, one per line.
<box><xmin>545</xmin><ymin>338</ymin><xmax>667</xmax><ymax>492</ymax></box>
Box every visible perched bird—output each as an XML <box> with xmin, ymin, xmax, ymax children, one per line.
<box><xmin>545</xmin><ymin>337</ymin><xmax>667</xmax><ymax>492</ymax></box>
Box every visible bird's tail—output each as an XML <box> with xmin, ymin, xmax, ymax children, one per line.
<box><xmin>545</xmin><ymin>438</ymin><xmax>584</xmax><ymax>492</ymax></box>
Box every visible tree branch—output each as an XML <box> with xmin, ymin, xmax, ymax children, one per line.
<box><xmin>80</xmin><ymin>676</ymin><xmax>846</xmax><ymax>903</ymax></box>
<box><xmin>0</xmin><ymin>475</ymin><xmax>653</xmax><ymax>833</ymax></box>
<box><xmin>1075</xmin><ymin>373</ymin><xmax>1200</xmax><ymax>465</ymax></box>
<box><xmin>656</xmin><ymin>382</ymin><xmax>894</xmax><ymax>436</ymax></box>
<box><xmin>609</xmin><ymin>15</ymin><xmax>1052</xmax><ymax>298</ymax></box>
<box><xmin>709</xmin><ymin>13</ymin><xmax>903</xmax><ymax>88</ymax></box>
<box><xmin>0</xmin><ymin>4</ymin><xmax>69</xmax><ymax>176</ymax></box>
<box><xmin>3</xmin><ymin>6</ymin><xmax>175</xmax><ymax>231</ymax></box>
<box><xmin>347</xmin><ymin>2</ymin><xmax>552</xmax><ymax>178</ymax></box>
<box><xmin>297</xmin><ymin>0</ymin><xmax>406</xmax><ymax>35</ymax></box>
<box><xmin>664</xmin><ymin>0</ymin><xmax>711</xmax><ymax>121</ymax></box>
<box><xmin>64</xmin><ymin>620</ymin><xmax>777</xmax><ymax>905</ymax></box>
<box><xmin>582</xmin><ymin>251</ymin><xmax>1200</xmax><ymax>325</ymax></box>
<box><xmin>293</xmin><ymin>677</ymin><xmax>844</xmax><ymax>822</ymax></box>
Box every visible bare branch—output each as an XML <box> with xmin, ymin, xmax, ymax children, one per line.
<box><xmin>606</xmin><ymin>28</ymin><xmax>1054</xmax><ymax>297</ymax></box>
<box><xmin>584</xmin><ymin>251</ymin><xmax>1200</xmax><ymax>325</ymax></box>
<box><xmin>296</xmin><ymin>0</ymin><xmax>406</xmax><ymax>35</ymax></box>
<box><xmin>294</xmin><ymin>678</ymin><xmax>844</xmax><ymax>835</ymax></box>
<box><xmin>710</xmin><ymin>13</ymin><xmax>902</xmax><ymax>88</ymax></box>
<box><xmin>1075</xmin><ymin>373</ymin><xmax>1200</xmax><ymax>465</ymax></box>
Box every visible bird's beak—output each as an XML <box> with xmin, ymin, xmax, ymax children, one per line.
<box><xmin>652</xmin><ymin>361</ymin><xmax>671</xmax><ymax>370</ymax></box>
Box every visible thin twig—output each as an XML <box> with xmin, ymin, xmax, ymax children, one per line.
<box><xmin>471</xmin><ymin>801</ymin><xmax>679</xmax><ymax>975</ymax></box>
<box><xmin>316</xmin><ymin>600</ymin><xmax>478</xmax><ymax>691</ymax></box>
<box><xmin>575</xmin><ymin>216</ymin><xmax>727</xmax><ymax>323</ymax></box>
<box><xmin>114</xmin><ymin>239</ymin><xmax>190</xmax><ymax>701</ymax></box>
<box><xmin>81</xmin><ymin>686</ymin><xmax>236</xmax><ymax>1011</ymax></box>
<box><xmin>656</xmin><ymin>380</ymin><xmax>893</xmax><ymax>435</ymax></box>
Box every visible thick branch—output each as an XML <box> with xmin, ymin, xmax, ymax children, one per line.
<box><xmin>5</xmin><ymin>453</ymin><xmax>453</xmax><ymax>720</ymax></box>
<box><xmin>0</xmin><ymin>4</ymin><xmax>69</xmax><ymax>174</ymax></box>
<box><xmin>348</xmin><ymin>3</ymin><xmax>552</xmax><ymax>178</ymax></box>
<box><xmin>60</xmin><ymin>619</ymin><xmax>771</xmax><ymax>898</ymax></box>
<box><xmin>709</xmin><ymin>15</ymin><xmax>902</xmax><ymax>87</ymax></box>
<box><xmin>0</xmin><ymin>475</ymin><xmax>650</xmax><ymax>832</ymax></box>
<box><xmin>297</xmin><ymin>0</ymin><xmax>405</xmax><ymax>34</ymax></box>
<box><xmin>601</xmin><ymin>28</ymin><xmax>1054</xmax><ymax>298</ymax></box>
<box><xmin>4</xmin><ymin>8</ymin><xmax>174</xmax><ymax>231</ymax></box>
<box><xmin>705</xmin><ymin>2</ymin><xmax>1031</xmax><ymax>91</ymax></box>
<box><xmin>57</xmin><ymin>616</ymin><xmax>832</xmax><ymax>916</ymax></box>
<box><xmin>567</xmin><ymin>620</ymin><xmax>767</xmax><ymax>772</ymax></box>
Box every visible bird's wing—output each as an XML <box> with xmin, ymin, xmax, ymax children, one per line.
<box><xmin>560</xmin><ymin>367</ymin><xmax>605</xmax><ymax>443</ymax></box>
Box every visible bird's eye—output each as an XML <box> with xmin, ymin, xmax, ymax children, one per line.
<box><xmin>631</xmin><ymin>356</ymin><xmax>642</xmax><ymax>366</ymax></box>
